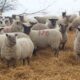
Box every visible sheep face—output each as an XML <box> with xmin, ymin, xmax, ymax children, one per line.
<box><xmin>12</xmin><ymin>20</ymin><xmax>23</xmax><ymax>31</ymax></box>
<box><xmin>62</xmin><ymin>12</ymin><xmax>66</xmax><ymax>18</ymax></box>
<box><xmin>12</xmin><ymin>15</ymin><xmax>16</xmax><ymax>20</ymax></box>
<box><xmin>22</xmin><ymin>23</ymin><xmax>32</xmax><ymax>35</ymax></box>
<box><xmin>60</xmin><ymin>24</ymin><xmax>68</xmax><ymax>33</ymax></box>
<box><xmin>6</xmin><ymin>34</ymin><xmax>17</xmax><ymax>46</ymax></box>
<box><xmin>19</xmin><ymin>15</ymin><xmax>24</xmax><ymax>22</ymax></box>
<box><xmin>5</xmin><ymin>20</ymin><xmax>10</xmax><ymax>26</ymax></box>
<box><xmin>49</xmin><ymin>19</ymin><xmax>58</xmax><ymax>26</ymax></box>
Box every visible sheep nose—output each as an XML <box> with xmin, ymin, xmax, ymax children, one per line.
<box><xmin>14</xmin><ymin>41</ymin><xmax>16</xmax><ymax>44</ymax></box>
<box><xmin>13</xmin><ymin>41</ymin><xmax>16</xmax><ymax>44</ymax></box>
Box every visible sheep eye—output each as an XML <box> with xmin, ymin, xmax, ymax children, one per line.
<box><xmin>16</xmin><ymin>22</ymin><xmax>20</xmax><ymax>25</ymax></box>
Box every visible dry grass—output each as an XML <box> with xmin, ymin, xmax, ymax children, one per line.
<box><xmin>0</xmin><ymin>31</ymin><xmax>80</xmax><ymax>80</ymax></box>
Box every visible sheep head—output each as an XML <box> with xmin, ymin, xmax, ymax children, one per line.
<box><xmin>62</xmin><ymin>11</ymin><xmax>66</xmax><ymax>18</ymax></box>
<box><xmin>6</xmin><ymin>34</ymin><xmax>17</xmax><ymax>47</ymax></box>
<box><xmin>59</xmin><ymin>23</ymin><xmax>68</xmax><ymax>33</ymax></box>
<box><xmin>49</xmin><ymin>18</ymin><xmax>58</xmax><ymax>26</ymax></box>
<box><xmin>22</xmin><ymin>23</ymin><xmax>32</xmax><ymax>35</ymax></box>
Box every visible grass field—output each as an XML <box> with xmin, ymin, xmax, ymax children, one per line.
<box><xmin>0</xmin><ymin>31</ymin><xmax>80</xmax><ymax>80</ymax></box>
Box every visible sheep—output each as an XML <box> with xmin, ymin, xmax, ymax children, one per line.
<box><xmin>74</xmin><ymin>27</ymin><xmax>80</xmax><ymax>61</ymax></box>
<box><xmin>31</xmin><ymin>22</ymin><xmax>49</xmax><ymax>30</ymax></box>
<box><xmin>0</xmin><ymin>20</ymin><xmax>23</xmax><ymax>33</ymax></box>
<box><xmin>4</xmin><ymin>17</ymin><xmax>13</xmax><ymax>26</ymax></box>
<box><xmin>66</xmin><ymin>14</ymin><xmax>77</xmax><ymax>31</ymax></box>
<box><xmin>22</xmin><ymin>23</ymin><xmax>62</xmax><ymax>57</ymax></box>
<box><xmin>19</xmin><ymin>15</ymin><xmax>38</xmax><ymax>24</ymax></box>
<box><xmin>57</xmin><ymin>15</ymin><xmax>69</xmax><ymax>26</ymax></box>
<box><xmin>67</xmin><ymin>14</ymin><xmax>77</xmax><ymax>23</ymax></box>
<box><xmin>31</xmin><ymin>18</ymin><xmax>60</xmax><ymax>30</ymax></box>
<box><xmin>12</xmin><ymin>15</ymin><xmax>16</xmax><ymax>20</ymax></box>
<box><xmin>62</xmin><ymin>12</ymin><xmax>67</xmax><ymax>18</ymax></box>
<box><xmin>12</xmin><ymin>15</ymin><xmax>20</xmax><ymax>21</ymax></box>
<box><xmin>57</xmin><ymin>12</ymin><xmax>77</xmax><ymax>30</ymax></box>
<box><xmin>68</xmin><ymin>16</ymin><xmax>80</xmax><ymax>30</ymax></box>
<box><xmin>0</xmin><ymin>20</ymin><xmax>5</xmax><ymax>27</ymax></box>
<box><xmin>34</xmin><ymin>16</ymin><xmax>58</xmax><ymax>24</ymax></box>
<box><xmin>46</xmin><ymin>18</ymin><xmax>60</xmax><ymax>29</ymax></box>
<box><xmin>1</xmin><ymin>33</ymin><xmax>34</xmax><ymax>67</ymax></box>
<box><xmin>0</xmin><ymin>31</ymin><xmax>29</xmax><ymax>55</ymax></box>
<box><xmin>19</xmin><ymin>15</ymin><xmax>24</xmax><ymax>22</ymax></box>
<box><xmin>59</xmin><ymin>23</ymin><xmax>68</xmax><ymax>49</ymax></box>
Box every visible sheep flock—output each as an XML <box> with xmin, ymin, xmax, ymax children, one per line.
<box><xmin>0</xmin><ymin>12</ymin><xmax>80</xmax><ymax>80</ymax></box>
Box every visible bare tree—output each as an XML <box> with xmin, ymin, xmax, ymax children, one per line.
<box><xmin>19</xmin><ymin>0</ymin><xmax>57</xmax><ymax>16</ymax></box>
<box><xmin>0</xmin><ymin>0</ymin><xmax>17</xmax><ymax>15</ymax></box>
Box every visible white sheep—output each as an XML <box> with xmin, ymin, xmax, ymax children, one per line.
<box><xmin>59</xmin><ymin>24</ymin><xmax>68</xmax><ymax>49</ymax></box>
<box><xmin>68</xmin><ymin>16</ymin><xmax>80</xmax><ymax>30</ymax></box>
<box><xmin>0</xmin><ymin>32</ymin><xmax>29</xmax><ymax>55</ymax></box>
<box><xmin>46</xmin><ymin>18</ymin><xmax>60</xmax><ymax>30</ymax></box>
<box><xmin>74</xmin><ymin>27</ymin><xmax>80</xmax><ymax>61</ymax></box>
<box><xmin>34</xmin><ymin>16</ymin><xmax>58</xmax><ymax>24</ymax></box>
<box><xmin>0</xmin><ymin>20</ymin><xmax>23</xmax><ymax>33</ymax></box>
<box><xmin>22</xmin><ymin>23</ymin><xmax>62</xmax><ymax>57</ymax></box>
<box><xmin>1</xmin><ymin>33</ymin><xmax>34</xmax><ymax>67</ymax></box>
<box><xmin>31</xmin><ymin>22</ymin><xmax>49</xmax><ymax>30</ymax></box>
<box><xmin>31</xmin><ymin>18</ymin><xmax>60</xmax><ymax>30</ymax></box>
<box><xmin>0</xmin><ymin>19</ymin><xmax>5</xmax><ymax>27</ymax></box>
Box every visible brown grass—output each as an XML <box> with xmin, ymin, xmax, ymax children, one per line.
<box><xmin>0</xmin><ymin>31</ymin><xmax>80</xmax><ymax>80</ymax></box>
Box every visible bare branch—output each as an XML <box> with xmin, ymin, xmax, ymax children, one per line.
<box><xmin>19</xmin><ymin>0</ymin><xmax>57</xmax><ymax>15</ymax></box>
<box><xmin>0</xmin><ymin>0</ymin><xmax>17</xmax><ymax>14</ymax></box>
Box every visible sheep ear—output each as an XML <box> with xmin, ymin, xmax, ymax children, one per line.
<box><xmin>0</xmin><ymin>28</ymin><xmax>4</xmax><ymax>32</ymax></box>
<box><xmin>59</xmin><ymin>24</ymin><xmax>63</xmax><ymax>27</ymax></box>
<box><xmin>15</xmin><ymin>34</ymin><xmax>18</xmax><ymax>36</ymax></box>
<box><xmin>6</xmin><ymin>34</ymin><xmax>8</xmax><ymax>37</ymax></box>
<box><xmin>49</xmin><ymin>19</ymin><xmax>58</xmax><ymax>22</ymax></box>
<box><xmin>16</xmin><ymin>21</ymin><xmax>20</xmax><ymax>25</ymax></box>
<box><xmin>34</xmin><ymin>17</ymin><xmax>37</xmax><ymax>19</ymax></box>
<box><xmin>77</xmin><ymin>28</ymin><xmax>80</xmax><ymax>31</ymax></box>
<box><xmin>29</xmin><ymin>22</ymin><xmax>37</xmax><ymax>27</ymax></box>
<box><xmin>49</xmin><ymin>19</ymin><xmax>53</xmax><ymax>21</ymax></box>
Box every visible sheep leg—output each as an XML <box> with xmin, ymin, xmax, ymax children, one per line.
<box><xmin>60</xmin><ymin>42</ymin><xmax>66</xmax><ymax>50</ymax></box>
<box><xmin>76</xmin><ymin>54</ymin><xmax>80</xmax><ymax>63</ymax></box>
<box><xmin>61</xmin><ymin>43</ymin><xmax>66</xmax><ymax>49</ymax></box>
<box><xmin>54</xmin><ymin>48</ymin><xmax>59</xmax><ymax>57</ymax></box>
<box><xmin>59</xmin><ymin>43</ymin><xmax>62</xmax><ymax>50</ymax></box>
<box><xmin>12</xmin><ymin>59</ymin><xmax>16</xmax><ymax>67</ymax></box>
<box><xmin>23</xmin><ymin>59</ymin><xmax>26</xmax><ymax>65</ymax></box>
<box><xmin>33</xmin><ymin>49</ymin><xmax>37</xmax><ymax>56</ymax></box>
<box><xmin>6</xmin><ymin>60</ymin><xmax>10</xmax><ymax>67</ymax></box>
<box><xmin>27</xmin><ymin>57</ymin><xmax>30</xmax><ymax>65</ymax></box>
